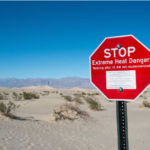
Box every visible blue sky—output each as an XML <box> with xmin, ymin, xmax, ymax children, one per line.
<box><xmin>0</xmin><ymin>1</ymin><xmax>150</xmax><ymax>79</ymax></box>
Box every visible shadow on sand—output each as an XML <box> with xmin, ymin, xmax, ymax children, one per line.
<box><xmin>12</xmin><ymin>116</ymin><xmax>39</xmax><ymax>122</ymax></box>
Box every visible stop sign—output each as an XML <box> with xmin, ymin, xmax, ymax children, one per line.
<box><xmin>90</xmin><ymin>35</ymin><xmax>150</xmax><ymax>101</ymax></box>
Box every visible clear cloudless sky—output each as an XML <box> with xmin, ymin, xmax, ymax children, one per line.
<box><xmin>0</xmin><ymin>1</ymin><xmax>150</xmax><ymax>79</ymax></box>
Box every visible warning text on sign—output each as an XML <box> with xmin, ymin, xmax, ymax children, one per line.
<box><xmin>106</xmin><ymin>71</ymin><xmax>136</xmax><ymax>89</ymax></box>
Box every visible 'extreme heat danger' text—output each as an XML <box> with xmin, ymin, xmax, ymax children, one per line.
<box><xmin>92</xmin><ymin>58</ymin><xmax>150</xmax><ymax>65</ymax></box>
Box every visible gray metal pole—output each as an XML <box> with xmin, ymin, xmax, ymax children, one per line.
<box><xmin>116</xmin><ymin>101</ymin><xmax>129</xmax><ymax>150</ymax></box>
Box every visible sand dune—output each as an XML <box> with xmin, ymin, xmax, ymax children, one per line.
<box><xmin>0</xmin><ymin>87</ymin><xmax>150</xmax><ymax>150</ymax></box>
<box><xmin>0</xmin><ymin>87</ymin><xmax>10</xmax><ymax>91</ymax></box>
<box><xmin>21</xmin><ymin>86</ymin><xmax>55</xmax><ymax>92</ymax></box>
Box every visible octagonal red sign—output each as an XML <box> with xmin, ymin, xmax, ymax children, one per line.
<box><xmin>90</xmin><ymin>35</ymin><xmax>150</xmax><ymax>101</ymax></box>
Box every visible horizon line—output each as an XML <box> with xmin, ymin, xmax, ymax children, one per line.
<box><xmin>0</xmin><ymin>77</ymin><xmax>90</xmax><ymax>80</ymax></box>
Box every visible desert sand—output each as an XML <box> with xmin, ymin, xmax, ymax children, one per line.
<box><xmin>0</xmin><ymin>86</ymin><xmax>150</xmax><ymax>150</ymax></box>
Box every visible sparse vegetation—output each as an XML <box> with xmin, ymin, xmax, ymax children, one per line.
<box><xmin>0</xmin><ymin>93</ymin><xmax>7</xmax><ymax>100</ymax></box>
<box><xmin>12</xmin><ymin>92</ymin><xmax>20</xmax><ymax>100</ymax></box>
<box><xmin>43</xmin><ymin>91</ymin><xmax>50</xmax><ymax>95</ymax></box>
<box><xmin>59</xmin><ymin>93</ymin><xmax>64</xmax><ymax>97</ymax></box>
<box><xmin>63</xmin><ymin>95</ymin><xmax>72</xmax><ymax>102</ymax></box>
<box><xmin>3</xmin><ymin>92</ymin><xmax>9</xmax><ymax>95</ymax></box>
<box><xmin>52</xmin><ymin>103</ymin><xmax>89</xmax><ymax>121</ymax></box>
<box><xmin>87</xmin><ymin>93</ymin><xmax>100</xmax><ymax>96</ymax></box>
<box><xmin>12</xmin><ymin>92</ymin><xmax>23</xmax><ymax>100</ymax></box>
<box><xmin>73</xmin><ymin>93</ymin><xmax>84</xmax><ymax>97</ymax></box>
<box><xmin>12</xmin><ymin>92</ymin><xmax>18</xmax><ymax>100</ymax></box>
<box><xmin>81</xmin><ymin>92</ymin><xmax>86</xmax><ymax>95</ymax></box>
<box><xmin>18</xmin><ymin>93</ymin><xmax>22</xmax><ymax>100</ymax></box>
<box><xmin>84</xmin><ymin>97</ymin><xmax>102</xmax><ymax>111</ymax></box>
<box><xmin>74</xmin><ymin>96</ymin><xmax>83</xmax><ymax>105</ymax></box>
<box><xmin>0</xmin><ymin>101</ymin><xmax>20</xmax><ymax>118</ymax></box>
<box><xmin>23</xmin><ymin>92</ymin><xmax>40</xmax><ymax>100</ymax></box>
<box><xmin>143</xmin><ymin>100</ymin><xmax>150</xmax><ymax>108</ymax></box>
<box><xmin>144</xmin><ymin>91</ymin><xmax>148</xmax><ymax>94</ymax></box>
<box><xmin>60</xmin><ymin>93</ymin><xmax>63</xmax><ymax>96</ymax></box>
<box><xmin>0</xmin><ymin>94</ymin><xmax>4</xmax><ymax>100</ymax></box>
<box><xmin>95</xmin><ymin>93</ymin><xmax>100</xmax><ymax>95</ymax></box>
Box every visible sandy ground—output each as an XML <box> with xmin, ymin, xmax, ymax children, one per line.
<box><xmin>0</xmin><ymin>86</ymin><xmax>150</xmax><ymax>150</ymax></box>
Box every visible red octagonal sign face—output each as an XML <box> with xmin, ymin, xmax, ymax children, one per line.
<box><xmin>90</xmin><ymin>35</ymin><xmax>150</xmax><ymax>101</ymax></box>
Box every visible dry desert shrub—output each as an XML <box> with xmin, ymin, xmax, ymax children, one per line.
<box><xmin>74</xmin><ymin>96</ymin><xmax>83</xmax><ymax>105</ymax></box>
<box><xmin>84</xmin><ymin>96</ymin><xmax>102</xmax><ymax>111</ymax></box>
<box><xmin>23</xmin><ymin>92</ymin><xmax>40</xmax><ymax>100</ymax></box>
<box><xmin>87</xmin><ymin>93</ymin><xmax>94</xmax><ymax>96</ymax></box>
<box><xmin>143</xmin><ymin>100</ymin><xmax>150</xmax><ymax>108</ymax></box>
<box><xmin>12</xmin><ymin>92</ymin><xmax>40</xmax><ymax>100</ymax></box>
<box><xmin>0</xmin><ymin>101</ymin><xmax>20</xmax><ymax>118</ymax></box>
<box><xmin>59</xmin><ymin>93</ymin><xmax>64</xmax><ymax>97</ymax></box>
<box><xmin>12</xmin><ymin>92</ymin><xmax>18</xmax><ymax>100</ymax></box>
<box><xmin>43</xmin><ymin>91</ymin><xmax>50</xmax><ymax>95</ymax></box>
<box><xmin>81</xmin><ymin>92</ymin><xmax>86</xmax><ymax>95</ymax></box>
<box><xmin>95</xmin><ymin>92</ymin><xmax>100</xmax><ymax>95</ymax></box>
<box><xmin>63</xmin><ymin>95</ymin><xmax>72</xmax><ymax>102</ymax></box>
<box><xmin>73</xmin><ymin>93</ymin><xmax>83</xmax><ymax>97</ymax></box>
<box><xmin>0</xmin><ymin>94</ymin><xmax>4</xmax><ymax>100</ymax></box>
<box><xmin>3</xmin><ymin>92</ymin><xmax>9</xmax><ymax>95</ymax></box>
<box><xmin>12</xmin><ymin>92</ymin><xmax>22</xmax><ymax>100</ymax></box>
<box><xmin>144</xmin><ymin>91</ymin><xmax>148</xmax><ymax>94</ymax></box>
<box><xmin>87</xmin><ymin>93</ymin><xmax>100</xmax><ymax>96</ymax></box>
<box><xmin>0</xmin><ymin>93</ymin><xmax>8</xmax><ymax>100</ymax></box>
<box><xmin>52</xmin><ymin>103</ymin><xmax>89</xmax><ymax>121</ymax></box>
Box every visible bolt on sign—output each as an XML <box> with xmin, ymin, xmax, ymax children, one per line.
<box><xmin>90</xmin><ymin>35</ymin><xmax>150</xmax><ymax>101</ymax></box>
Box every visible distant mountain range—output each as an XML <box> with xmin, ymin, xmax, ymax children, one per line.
<box><xmin>0</xmin><ymin>77</ymin><xmax>95</xmax><ymax>89</ymax></box>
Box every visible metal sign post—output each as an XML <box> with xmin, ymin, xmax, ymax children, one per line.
<box><xmin>116</xmin><ymin>101</ymin><xmax>129</xmax><ymax>150</ymax></box>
